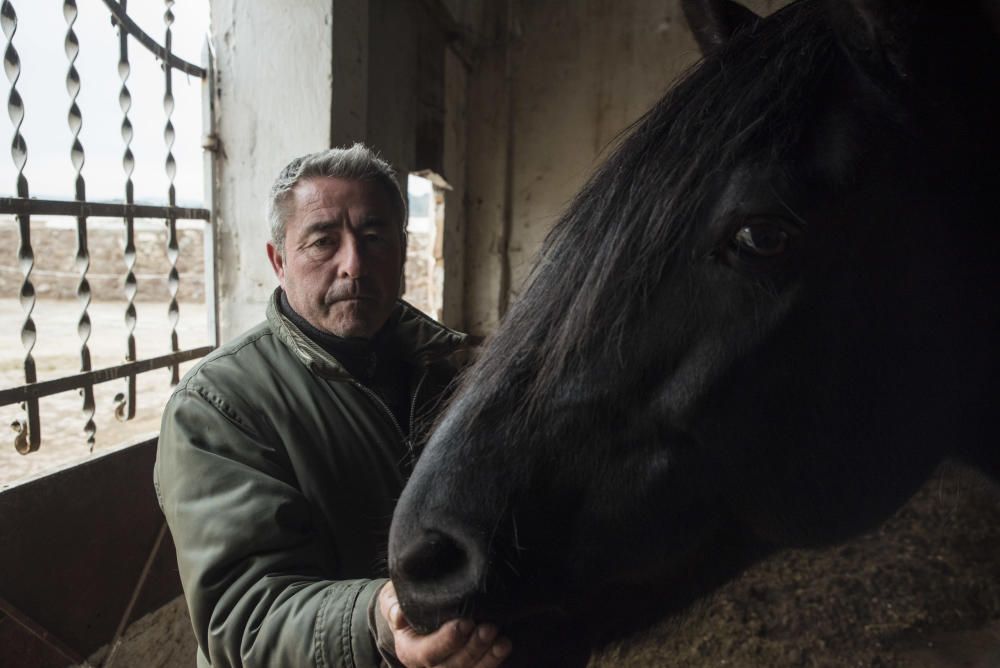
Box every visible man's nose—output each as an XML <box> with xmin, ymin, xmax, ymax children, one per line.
<box><xmin>337</xmin><ymin>235</ymin><xmax>365</xmax><ymax>278</ymax></box>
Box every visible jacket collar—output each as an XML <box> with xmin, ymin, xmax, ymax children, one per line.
<box><xmin>266</xmin><ymin>288</ymin><xmax>467</xmax><ymax>380</ymax></box>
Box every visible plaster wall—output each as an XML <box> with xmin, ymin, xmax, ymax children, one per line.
<box><xmin>211</xmin><ymin>0</ymin><xmax>335</xmax><ymax>341</ymax></box>
<box><xmin>461</xmin><ymin>0</ymin><xmax>787</xmax><ymax>336</ymax></box>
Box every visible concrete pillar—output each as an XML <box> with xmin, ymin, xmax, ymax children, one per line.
<box><xmin>462</xmin><ymin>0</ymin><xmax>514</xmax><ymax>336</ymax></box>
<box><xmin>210</xmin><ymin>0</ymin><xmax>335</xmax><ymax>341</ymax></box>
<box><xmin>439</xmin><ymin>48</ymin><xmax>469</xmax><ymax>329</ymax></box>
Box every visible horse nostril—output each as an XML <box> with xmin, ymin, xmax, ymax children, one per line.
<box><xmin>397</xmin><ymin>529</ymin><xmax>469</xmax><ymax>584</ymax></box>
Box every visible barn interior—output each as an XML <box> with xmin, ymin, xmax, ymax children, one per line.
<box><xmin>1</xmin><ymin>1</ymin><xmax>999</xmax><ymax>666</ymax></box>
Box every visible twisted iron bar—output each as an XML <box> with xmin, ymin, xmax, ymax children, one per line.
<box><xmin>0</xmin><ymin>0</ymin><xmax>215</xmax><ymax>455</ymax></box>
<box><xmin>3</xmin><ymin>0</ymin><xmax>40</xmax><ymax>454</ymax></box>
<box><xmin>101</xmin><ymin>0</ymin><xmax>205</xmax><ymax>77</ymax></box>
<box><xmin>1</xmin><ymin>0</ymin><xmax>214</xmax><ymax>451</ymax></box>
<box><xmin>114</xmin><ymin>0</ymin><xmax>137</xmax><ymax>421</ymax></box>
<box><xmin>163</xmin><ymin>0</ymin><xmax>180</xmax><ymax>386</ymax></box>
<box><xmin>65</xmin><ymin>0</ymin><xmax>96</xmax><ymax>448</ymax></box>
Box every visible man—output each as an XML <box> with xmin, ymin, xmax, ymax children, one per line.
<box><xmin>155</xmin><ymin>145</ymin><xmax>511</xmax><ymax>667</ymax></box>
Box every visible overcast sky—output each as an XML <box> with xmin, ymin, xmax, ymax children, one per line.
<box><xmin>1</xmin><ymin>0</ymin><xmax>210</xmax><ymax>206</ymax></box>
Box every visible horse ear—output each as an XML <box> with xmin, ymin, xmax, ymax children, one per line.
<box><xmin>830</xmin><ymin>0</ymin><xmax>1000</xmax><ymax>160</ymax></box>
<box><xmin>681</xmin><ymin>0</ymin><xmax>760</xmax><ymax>56</ymax></box>
<box><xmin>828</xmin><ymin>0</ymin><xmax>935</xmax><ymax>84</ymax></box>
<box><xmin>830</xmin><ymin>0</ymin><xmax>999</xmax><ymax>88</ymax></box>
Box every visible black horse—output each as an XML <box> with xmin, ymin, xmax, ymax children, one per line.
<box><xmin>390</xmin><ymin>0</ymin><xmax>1000</xmax><ymax>664</ymax></box>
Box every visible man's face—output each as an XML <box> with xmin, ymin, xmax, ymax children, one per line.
<box><xmin>267</xmin><ymin>176</ymin><xmax>404</xmax><ymax>338</ymax></box>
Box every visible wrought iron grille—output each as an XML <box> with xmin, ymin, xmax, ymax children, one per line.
<box><xmin>0</xmin><ymin>0</ymin><xmax>216</xmax><ymax>456</ymax></box>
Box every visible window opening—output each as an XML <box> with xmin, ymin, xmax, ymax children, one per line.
<box><xmin>403</xmin><ymin>172</ymin><xmax>447</xmax><ymax>321</ymax></box>
<box><xmin>0</xmin><ymin>0</ymin><xmax>214</xmax><ymax>487</ymax></box>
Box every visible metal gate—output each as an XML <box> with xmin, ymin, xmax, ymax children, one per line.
<box><xmin>0</xmin><ymin>0</ymin><xmax>216</xmax><ymax>456</ymax></box>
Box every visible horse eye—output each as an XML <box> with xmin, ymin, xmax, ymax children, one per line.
<box><xmin>731</xmin><ymin>223</ymin><xmax>789</xmax><ymax>257</ymax></box>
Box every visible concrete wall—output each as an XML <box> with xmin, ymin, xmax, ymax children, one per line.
<box><xmin>460</xmin><ymin>0</ymin><xmax>787</xmax><ymax>336</ymax></box>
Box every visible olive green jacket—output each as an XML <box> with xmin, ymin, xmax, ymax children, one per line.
<box><xmin>155</xmin><ymin>292</ymin><xmax>467</xmax><ymax>668</ymax></box>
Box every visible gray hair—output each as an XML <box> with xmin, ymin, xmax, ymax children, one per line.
<box><xmin>267</xmin><ymin>143</ymin><xmax>407</xmax><ymax>252</ymax></box>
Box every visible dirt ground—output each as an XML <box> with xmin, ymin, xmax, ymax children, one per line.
<box><xmin>593</xmin><ymin>464</ymin><xmax>1000</xmax><ymax>667</ymax></box>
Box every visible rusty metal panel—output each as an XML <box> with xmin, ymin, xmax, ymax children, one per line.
<box><xmin>0</xmin><ymin>438</ymin><xmax>182</xmax><ymax>663</ymax></box>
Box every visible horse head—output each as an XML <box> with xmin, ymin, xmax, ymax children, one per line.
<box><xmin>389</xmin><ymin>0</ymin><xmax>1000</xmax><ymax>664</ymax></box>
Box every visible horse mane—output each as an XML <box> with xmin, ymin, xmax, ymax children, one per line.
<box><xmin>463</xmin><ymin>0</ymin><xmax>840</xmax><ymax>426</ymax></box>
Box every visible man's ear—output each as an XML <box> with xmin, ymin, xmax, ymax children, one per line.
<box><xmin>681</xmin><ymin>0</ymin><xmax>759</xmax><ymax>56</ymax></box>
<box><xmin>266</xmin><ymin>241</ymin><xmax>286</xmax><ymax>286</ymax></box>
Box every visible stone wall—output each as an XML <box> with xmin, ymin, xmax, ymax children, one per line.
<box><xmin>403</xmin><ymin>185</ymin><xmax>446</xmax><ymax>321</ymax></box>
<box><xmin>0</xmin><ymin>217</ymin><xmax>205</xmax><ymax>303</ymax></box>
<box><xmin>404</xmin><ymin>225</ymin><xmax>442</xmax><ymax>321</ymax></box>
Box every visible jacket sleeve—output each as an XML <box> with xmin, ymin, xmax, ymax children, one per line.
<box><xmin>154</xmin><ymin>382</ymin><xmax>386</xmax><ymax>668</ymax></box>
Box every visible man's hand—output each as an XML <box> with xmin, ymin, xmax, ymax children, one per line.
<box><xmin>377</xmin><ymin>581</ymin><xmax>512</xmax><ymax>668</ymax></box>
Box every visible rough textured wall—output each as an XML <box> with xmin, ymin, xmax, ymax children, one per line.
<box><xmin>366</xmin><ymin>0</ymin><xmax>421</xmax><ymax>180</ymax></box>
<box><xmin>462</xmin><ymin>0</ymin><xmax>789</xmax><ymax>336</ymax></box>
<box><xmin>211</xmin><ymin>0</ymin><xmax>334</xmax><ymax>341</ymax></box>
<box><xmin>440</xmin><ymin>48</ymin><xmax>469</xmax><ymax>329</ymax></box>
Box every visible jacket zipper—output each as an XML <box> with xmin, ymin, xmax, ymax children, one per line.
<box><xmin>350</xmin><ymin>367</ymin><xmax>429</xmax><ymax>458</ymax></box>
<box><xmin>408</xmin><ymin>371</ymin><xmax>428</xmax><ymax>438</ymax></box>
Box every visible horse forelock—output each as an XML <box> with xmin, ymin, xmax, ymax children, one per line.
<box><xmin>463</xmin><ymin>0</ymin><xmax>841</xmax><ymax>434</ymax></box>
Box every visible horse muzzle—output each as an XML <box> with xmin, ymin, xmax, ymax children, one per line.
<box><xmin>389</xmin><ymin>522</ymin><xmax>491</xmax><ymax>633</ymax></box>
<box><xmin>391</xmin><ymin>524</ymin><xmax>590</xmax><ymax>666</ymax></box>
